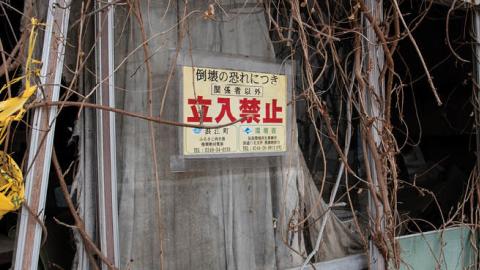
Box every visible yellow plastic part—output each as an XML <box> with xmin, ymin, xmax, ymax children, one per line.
<box><xmin>0</xmin><ymin>18</ymin><xmax>42</xmax><ymax>219</ymax></box>
<box><xmin>0</xmin><ymin>151</ymin><xmax>24</xmax><ymax>219</ymax></box>
<box><xmin>0</xmin><ymin>18</ymin><xmax>40</xmax><ymax>145</ymax></box>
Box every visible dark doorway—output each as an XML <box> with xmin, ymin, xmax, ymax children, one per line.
<box><xmin>393</xmin><ymin>1</ymin><xmax>476</xmax><ymax>233</ymax></box>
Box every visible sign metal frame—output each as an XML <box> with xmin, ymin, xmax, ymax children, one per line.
<box><xmin>176</xmin><ymin>51</ymin><xmax>293</xmax><ymax>160</ymax></box>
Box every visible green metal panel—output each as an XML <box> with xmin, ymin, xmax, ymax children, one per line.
<box><xmin>396</xmin><ymin>227</ymin><xmax>478</xmax><ymax>270</ymax></box>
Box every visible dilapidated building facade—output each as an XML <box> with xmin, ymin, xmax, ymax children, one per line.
<box><xmin>0</xmin><ymin>0</ymin><xmax>479</xmax><ymax>269</ymax></box>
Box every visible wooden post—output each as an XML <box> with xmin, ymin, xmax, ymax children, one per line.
<box><xmin>363</xmin><ymin>0</ymin><xmax>386</xmax><ymax>269</ymax></box>
<box><xmin>13</xmin><ymin>1</ymin><xmax>71</xmax><ymax>269</ymax></box>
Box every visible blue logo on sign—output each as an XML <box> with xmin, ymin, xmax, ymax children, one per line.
<box><xmin>244</xmin><ymin>127</ymin><xmax>252</xmax><ymax>134</ymax></box>
<box><xmin>193</xmin><ymin>128</ymin><xmax>202</xmax><ymax>134</ymax></box>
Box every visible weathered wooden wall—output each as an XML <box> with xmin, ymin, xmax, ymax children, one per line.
<box><xmin>112</xmin><ymin>1</ymin><xmax>360</xmax><ymax>269</ymax></box>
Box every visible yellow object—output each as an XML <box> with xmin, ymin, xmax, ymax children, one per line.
<box><xmin>0</xmin><ymin>18</ymin><xmax>40</xmax><ymax>145</ymax></box>
<box><xmin>0</xmin><ymin>151</ymin><xmax>24</xmax><ymax>219</ymax></box>
<box><xmin>0</xmin><ymin>18</ymin><xmax>42</xmax><ymax>219</ymax></box>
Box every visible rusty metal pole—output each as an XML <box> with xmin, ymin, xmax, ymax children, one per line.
<box><xmin>95</xmin><ymin>0</ymin><xmax>120</xmax><ymax>269</ymax></box>
<box><xmin>13</xmin><ymin>1</ymin><xmax>71</xmax><ymax>269</ymax></box>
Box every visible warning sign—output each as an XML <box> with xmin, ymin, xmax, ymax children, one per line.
<box><xmin>182</xmin><ymin>66</ymin><xmax>288</xmax><ymax>156</ymax></box>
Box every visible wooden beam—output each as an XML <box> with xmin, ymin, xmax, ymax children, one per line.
<box><xmin>13</xmin><ymin>1</ymin><xmax>71</xmax><ymax>269</ymax></box>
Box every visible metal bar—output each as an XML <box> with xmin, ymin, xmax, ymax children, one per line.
<box><xmin>472</xmin><ymin>7</ymin><xmax>480</xmax><ymax>270</ymax></box>
<box><xmin>76</xmin><ymin>106</ymin><xmax>97</xmax><ymax>270</ymax></box>
<box><xmin>287</xmin><ymin>254</ymin><xmax>368</xmax><ymax>270</ymax></box>
<box><xmin>363</xmin><ymin>0</ymin><xmax>386</xmax><ymax>269</ymax></box>
<box><xmin>13</xmin><ymin>1</ymin><xmax>71</xmax><ymax>269</ymax></box>
<box><xmin>95</xmin><ymin>0</ymin><xmax>120</xmax><ymax>268</ymax></box>
<box><xmin>474</xmin><ymin>0</ymin><xmax>480</xmax><ymax>175</ymax></box>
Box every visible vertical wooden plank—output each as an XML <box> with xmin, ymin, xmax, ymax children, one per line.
<box><xmin>95</xmin><ymin>0</ymin><xmax>120</xmax><ymax>268</ymax></box>
<box><xmin>363</xmin><ymin>0</ymin><xmax>386</xmax><ymax>269</ymax></box>
<box><xmin>13</xmin><ymin>1</ymin><xmax>71</xmax><ymax>269</ymax></box>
